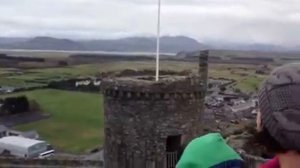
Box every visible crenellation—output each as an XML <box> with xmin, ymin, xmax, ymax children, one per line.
<box><xmin>103</xmin><ymin>89</ymin><xmax>204</xmax><ymax>100</ymax></box>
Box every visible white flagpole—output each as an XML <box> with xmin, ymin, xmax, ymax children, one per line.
<box><xmin>155</xmin><ymin>0</ymin><xmax>161</xmax><ymax>82</ymax></box>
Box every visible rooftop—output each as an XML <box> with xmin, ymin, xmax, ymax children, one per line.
<box><xmin>0</xmin><ymin>136</ymin><xmax>45</xmax><ymax>148</ymax></box>
<box><xmin>0</xmin><ymin>125</ymin><xmax>8</xmax><ymax>132</ymax></box>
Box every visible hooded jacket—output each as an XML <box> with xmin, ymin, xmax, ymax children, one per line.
<box><xmin>176</xmin><ymin>133</ymin><xmax>243</xmax><ymax>168</ymax></box>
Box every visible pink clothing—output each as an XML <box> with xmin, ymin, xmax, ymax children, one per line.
<box><xmin>260</xmin><ymin>157</ymin><xmax>280</xmax><ymax>168</ymax></box>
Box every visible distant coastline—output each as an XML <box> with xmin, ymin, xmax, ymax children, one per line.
<box><xmin>0</xmin><ymin>49</ymin><xmax>175</xmax><ymax>57</ymax></box>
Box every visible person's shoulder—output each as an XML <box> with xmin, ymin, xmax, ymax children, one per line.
<box><xmin>260</xmin><ymin>157</ymin><xmax>280</xmax><ymax>168</ymax></box>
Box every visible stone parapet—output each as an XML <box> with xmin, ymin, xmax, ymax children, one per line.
<box><xmin>101</xmin><ymin>76</ymin><xmax>204</xmax><ymax>100</ymax></box>
<box><xmin>0</xmin><ymin>157</ymin><xmax>103</xmax><ymax>168</ymax></box>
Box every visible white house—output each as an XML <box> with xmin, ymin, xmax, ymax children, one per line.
<box><xmin>0</xmin><ymin>86</ymin><xmax>15</xmax><ymax>93</ymax></box>
<box><xmin>0</xmin><ymin>124</ymin><xmax>40</xmax><ymax>140</ymax></box>
<box><xmin>94</xmin><ymin>81</ymin><xmax>101</xmax><ymax>86</ymax></box>
<box><xmin>232</xmin><ymin>99</ymin><xmax>246</xmax><ymax>106</ymax></box>
<box><xmin>0</xmin><ymin>136</ymin><xmax>48</xmax><ymax>158</ymax></box>
<box><xmin>0</xmin><ymin>125</ymin><xmax>8</xmax><ymax>138</ymax></box>
<box><xmin>230</xmin><ymin>100</ymin><xmax>256</xmax><ymax>113</ymax></box>
<box><xmin>75</xmin><ymin>80</ymin><xmax>91</xmax><ymax>87</ymax></box>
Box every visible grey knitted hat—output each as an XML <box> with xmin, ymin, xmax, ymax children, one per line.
<box><xmin>259</xmin><ymin>63</ymin><xmax>300</xmax><ymax>150</ymax></box>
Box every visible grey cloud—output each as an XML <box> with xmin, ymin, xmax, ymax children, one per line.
<box><xmin>0</xmin><ymin>0</ymin><xmax>300</xmax><ymax>46</ymax></box>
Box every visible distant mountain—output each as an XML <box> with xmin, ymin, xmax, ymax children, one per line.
<box><xmin>0</xmin><ymin>36</ymin><xmax>85</xmax><ymax>50</ymax></box>
<box><xmin>1</xmin><ymin>36</ymin><xmax>299</xmax><ymax>54</ymax></box>
<box><xmin>81</xmin><ymin>36</ymin><xmax>208</xmax><ymax>53</ymax></box>
<box><xmin>0</xmin><ymin>37</ymin><xmax>28</xmax><ymax>45</ymax></box>
<box><xmin>205</xmin><ymin>41</ymin><xmax>296</xmax><ymax>52</ymax></box>
<box><xmin>0</xmin><ymin>36</ymin><xmax>207</xmax><ymax>53</ymax></box>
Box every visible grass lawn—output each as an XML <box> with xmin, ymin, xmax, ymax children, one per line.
<box><xmin>1</xmin><ymin>89</ymin><xmax>103</xmax><ymax>154</ymax></box>
<box><xmin>3</xmin><ymin>61</ymin><xmax>197</xmax><ymax>86</ymax></box>
<box><xmin>1</xmin><ymin>61</ymin><xmax>267</xmax><ymax>92</ymax></box>
<box><xmin>209</xmin><ymin>64</ymin><xmax>267</xmax><ymax>93</ymax></box>
<box><xmin>235</xmin><ymin>76</ymin><xmax>265</xmax><ymax>93</ymax></box>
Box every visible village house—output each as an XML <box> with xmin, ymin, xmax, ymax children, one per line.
<box><xmin>0</xmin><ymin>86</ymin><xmax>15</xmax><ymax>94</ymax></box>
<box><xmin>0</xmin><ymin>125</ymin><xmax>39</xmax><ymax>140</ymax></box>
<box><xmin>255</xmin><ymin>65</ymin><xmax>270</xmax><ymax>75</ymax></box>
<box><xmin>230</xmin><ymin>101</ymin><xmax>256</xmax><ymax>113</ymax></box>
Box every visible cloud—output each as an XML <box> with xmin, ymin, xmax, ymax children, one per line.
<box><xmin>0</xmin><ymin>0</ymin><xmax>300</xmax><ymax>46</ymax></box>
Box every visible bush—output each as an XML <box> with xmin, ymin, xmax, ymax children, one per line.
<box><xmin>234</xmin><ymin>88</ymin><xmax>241</xmax><ymax>93</ymax></box>
<box><xmin>29</xmin><ymin>100</ymin><xmax>42</xmax><ymax>112</ymax></box>
<box><xmin>220</xmin><ymin>86</ymin><xmax>226</xmax><ymax>92</ymax></box>
<box><xmin>2</xmin><ymin>96</ymin><xmax>29</xmax><ymax>114</ymax></box>
<box><xmin>58</xmin><ymin>61</ymin><xmax>68</xmax><ymax>66</ymax></box>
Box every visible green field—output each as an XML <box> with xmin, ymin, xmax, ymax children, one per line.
<box><xmin>1</xmin><ymin>89</ymin><xmax>103</xmax><ymax>154</ymax></box>
<box><xmin>0</xmin><ymin>50</ymin><xmax>280</xmax><ymax>156</ymax></box>
<box><xmin>209</xmin><ymin>64</ymin><xmax>267</xmax><ymax>92</ymax></box>
<box><xmin>0</xmin><ymin>61</ymin><xmax>198</xmax><ymax>88</ymax></box>
<box><xmin>0</xmin><ymin>61</ymin><xmax>266</xmax><ymax>92</ymax></box>
<box><xmin>0</xmin><ymin>60</ymin><xmax>269</xmax><ymax>154</ymax></box>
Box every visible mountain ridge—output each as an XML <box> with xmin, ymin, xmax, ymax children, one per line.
<box><xmin>0</xmin><ymin>36</ymin><xmax>299</xmax><ymax>53</ymax></box>
<box><xmin>0</xmin><ymin>36</ymin><xmax>208</xmax><ymax>53</ymax></box>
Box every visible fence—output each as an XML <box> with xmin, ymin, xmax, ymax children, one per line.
<box><xmin>113</xmin><ymin>151</ymin><xmax>178</xmax><ymax>168</ymax></box>
<box><xmin>166</xmin><ymin>152</ymin><xmax>178</xmax><ymax>168</ymax></box>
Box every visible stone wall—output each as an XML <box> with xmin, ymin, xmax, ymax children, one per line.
<box><xmin>102</xmin><ymin>76</ymin><xmax>205</xmax><ymax>168</ymax></box>
<box><xmin>0</xmin><ymin>157</ymin><xmax>103</xmax><ymax>168</ymax></box>
<box><xmin>199</xmin><ymin>50</ymin><xmax>209</xmax><ymax>93</ymax></box>
<box><xmin>101</xmin><ymin>50</ymin><xmax>208</xmax><ymax>168</ymax></box>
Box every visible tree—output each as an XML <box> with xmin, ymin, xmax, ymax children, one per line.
<box><xmin>29</xmin><ymin>100</ymin><xmax>41</xmax><ymax>112</ymax></box>
<box><xmin>58</xmin><ymin>61</ymin><xmax>68</xmax><ymax>66</ymax></box>
<box><xmin>2</xmin><ymin>96</ymin><xmax>29</xmax><ymax>114</ymax></box>
<box><xmin>220</xmin><ymin>86</ymin><xmax>226</xmax><ymax>92</ymax></box>
<box><xmin>234</xmin><ymin>88</ymin><xmax>241</xmax><ymax>93</ymax></box>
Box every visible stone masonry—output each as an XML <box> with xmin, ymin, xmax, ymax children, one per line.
<box><xmin>101</xmin><ymin>51</ymin><xmax>209</xmax><ymax>168</ymax></box>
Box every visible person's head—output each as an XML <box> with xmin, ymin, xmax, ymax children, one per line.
<box><xmin>257</xmin><ymin>63</ymin><xmax>300</xmax><ymax>154</ymax></box>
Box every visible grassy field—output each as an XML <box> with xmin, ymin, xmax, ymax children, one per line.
<box><xmin>0</xmin><ymin>61</ymin><xmax>197</xmax><ymax>87</ymax></box>
<box><xmin>0</xmin><ymin>50</ymin><xmax>279</xmax><ymax>156</ymax></box>
<box><xmin>235</xmin><ymin>76</ymin><xmax>265</xmax><ymax>92</ymax></box>
<box><xmin>0</xmin><ymin>61</ymin><xmax>269</xmax><ymax>154</ymax></box>
<box><xmin>209</xmin><ymin>64</ymin><xmax>267</xmax><ymax>92</ymax></box>
<box><xmin>0</xmin><ymin>89</ymin><xmax>103</xmax><ymax>154</ymax></box>
<box><xmin>0</xmin><ymin>61</ymin><xmax>267</xmax><ymax>92</ymax></box>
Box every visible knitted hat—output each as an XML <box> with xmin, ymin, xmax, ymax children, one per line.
<box><xmin>259</xmin><ymin>63</ymin><xmax>300</xmax><ymax>150</ymax></box>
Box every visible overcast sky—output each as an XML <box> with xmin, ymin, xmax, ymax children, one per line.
<box><xmin>1</xmin><ymin>0</ymin><xmax>300</xmax><ymax>46</ymax></box>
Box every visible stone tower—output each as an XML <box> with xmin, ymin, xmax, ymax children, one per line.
<box><xmin>101</xmin><ymin>51</ymin><xmax>208</xmax><ymax>168</ymax></box>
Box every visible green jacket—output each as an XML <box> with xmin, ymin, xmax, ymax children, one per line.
<box><xmin>176</xmin><ymin>133</ymin><xmax>243</xmax><ymax>168</ymax></box>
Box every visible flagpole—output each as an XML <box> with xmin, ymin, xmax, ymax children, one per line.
<box><xmin>155</xmin><ymin>0</ymin><xmax>161</xmax><ymax>82</ymax></box>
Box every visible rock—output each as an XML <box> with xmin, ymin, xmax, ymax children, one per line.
<box><xmin>230</xmin><ymin>120</ymin><xmax>239</xmax><ymax>124</ymax></box>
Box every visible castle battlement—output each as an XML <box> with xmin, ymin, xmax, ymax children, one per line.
<box><xmin>101</xmin><ymin>76</ymin><xmax>204</xmax><ymax>100</ymax></box>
